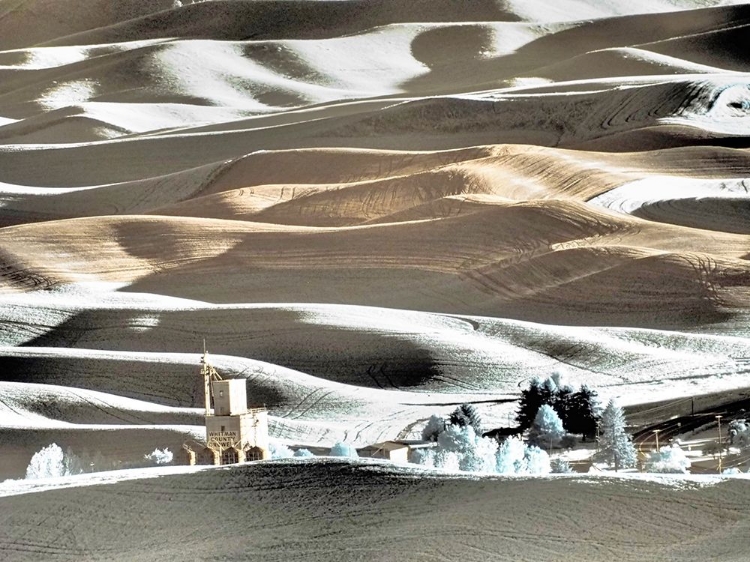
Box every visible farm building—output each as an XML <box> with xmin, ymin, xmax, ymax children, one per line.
<box><xmin>180</xmin><ymin>347</ymin><xmax>269</xmax><ymax>465</ymax></box>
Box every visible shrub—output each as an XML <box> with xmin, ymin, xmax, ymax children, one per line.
<box><xmin>551</xmin><ymin>458</ymin><xmax>574</xmax><ymax>473</ymax></box>
<box><xmin>26</xmin><ymin>444</ymin><xmax>74</xmax><ymax>479</ymax></box>
<box><xmin>495</xmin><ymin>437</ymin><xmax>551</xmax><ymax>475</ymax></box>
<box><xmin>269</xmin><ymin>443</ymin><xmax>295</xmax><ymax>459</ymax></box>
<box><xmin>293</xmin><ymin>448</ymin><xmax>314</xmax><ymax>458</ymax></box>
<box><xmin>330</xmin><ymin>442</ymin><xmax>359</xmax><ymax>458</ymax></box>
<box><xmin>645</xmin><ymin>445</ymin><xmax>691</xmax><ymax>474</ymax></box>
<box><xmin>525</xmin><ymin>446</ymin><xmax>551</xmax><ymax>474</ymax></box>
<box><xmin>495</xmin><ymin>437</ymin><xmax>527</xmax><ymax>474</ymax></box>
<box><xmin>410</xmin><ymin>448</ymin><xmax>435</xmax><ymax>468</ymax></box>
<box><xmin>144</xmin><ymin>448</ymin><xmax>173</xmax><ymax>465</ymax></box>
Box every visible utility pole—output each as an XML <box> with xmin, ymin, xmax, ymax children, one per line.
<box><xmin>716</xmin><ymin>415</ymin><xmax>723</xmax><ymax>474</ymax></box>
<box><xmin>653</xmin><ymin>429</ymin><xmax>660</xmax><ymax>453</ymax></box>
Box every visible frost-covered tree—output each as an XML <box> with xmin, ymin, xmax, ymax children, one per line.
<box><xmin>525</xmin><ymin>446</ymin><xmax>551</xmax><ymax>474</ymax></box>
<box><xmin>330</xmin><ymin>442</ymin><xmax>359</xmax><ymax>458</ymax></box>
<box><xmin>293</xmin><ymin>448</ymin><xmax>314</xmax><ymax>458</ymax></box>
<box><xmin>144</xmin><ymin>448</ymin><xmax>173</xmax><ymax>465</ymax></box>
<box><xmin>645</xmin><ymin>445</ymin><xmax>691</xmax><ymax>474</ymax></box>
<box><xmin>26</xmin><ymin>444</ymin><xmax>69</xmax><ymax>479</ymax></box>
<box><xmin>436</xmin><ymin>425</ymin><xmax>498</xmax><ymax>472</ymax></box>
<box><xmin>494</xmin><ymin>438</ymin><xmax>551</xmax><ymax>475</ymax></box>
<box><xmin>434</xmin><ymin>450</ymin><xmax>461</xmax><ymax>471</ymax></box>
<box><xmin>527</xmin><ymin>404</ymin><xmax>566</xmax><ymax>449</ymax></box>
<box><xmin>422</xmin><ymin>414</ymin><xmax>447</xmax><ymax>442</ymax></box>
<box><xmin>596</xmin><ymin>399</ymin><xmax>636</xmax><ymax>471</ymax></box>
<box><xmin>454</xmin><ymin>428</ymin><xmax>498</xmax><ymax>473</ymax></box>
<box><xmin>495</xmin><ymin>437</ymin><xmax>528</xmax><ymax>474</ymax></box>
<box><xmin>437</xmin><ymin>424</ymin><xmax>476</xmax><ymax>453</ymax></box>
<box><xmin>411</xmin><ymin>425</ymin><xmax>499</xmax><ymax>473</ymax></box>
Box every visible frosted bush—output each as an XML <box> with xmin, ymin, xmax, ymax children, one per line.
<box><xmin>436</xmin><ymin>425</ymin><xmax>498</xmax><ymax>473</ymax></box>
<box><xmin>524</xmin><ymin>446</ymin><xmax>550</xmax><ymax>474</ymax></box>
<box><xmin>437</xmin><ymin>424</ymin><xmax>477</xmax><ymax>453</ymax></box>
<box><xmin>26</xmin><ymin>444</ymin><xmax>68</xmax><ymax>479</ymax></box>
<box><xmin>269</xmin><ymin>443</ymin><xmax>295</xmax><ymax>459</ymax></box>
<box><xmin>410</xmin><ymin>448</ymin><xmax>435</xmax><ymax>468</ymax></box>
<box><xmin>527</xmin><ymin>404</ymin><xmax>566</xmax><ymax>449</ymax></box>
<box><xmin>459</xmin><ymin>434</ymin><xmax>498</xmax><ymax>473</ymax></box>
<box><xmin>494</xmin><ymin>438</ymin><xmax>551</xmax><ymax>475</ymax></box>
<box><xmin>410</xmin><ymin>425</ymin><xmax>552</xmax><ymax>475</ymax></box>
<box><xmin>723</xmin><ymin>467</ymin><xmax>741</xmax><ymax>475</ymax></box>
<box><xmin>550</xmin><ymin>457</ymin><xmax>574</xmax><ymax>474</ymax></box>
<box><xmin>496</xmin><ymin>437</ymin><xmax>527</xmax><ymax>474</ymax></box>
<box><xmin>293</xmin><ymin>448</ymin><xmax>314</xmax><ymax>458</ymax></box>
<box><xmin>330</xmin><ymin>442</ymin><xmax>359</xmax><ymax>458</ymax></box>
<box><xmin>434</xmin><ymin>450</ymin><xmax>461</xmax><ymax>471</ymax></box>
<box><xmin>645</xmin><ymin>445</ymin><xmax>691</xmax><ymax>474</ymax></box>
<box><xmin>144</xmin><ymin>448</ymin><xmax>173</xmax><ymax>465</ymax></box>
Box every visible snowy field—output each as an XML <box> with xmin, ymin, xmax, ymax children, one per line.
<box><xmin>1</xmin><ymin>0</ymin><xmax>750</xmax><ymax>559</ymax></box>
<box><xmin>3</xmin><ymin>459</ymin><xmax>750</xmax><ymax>562</ymax></box>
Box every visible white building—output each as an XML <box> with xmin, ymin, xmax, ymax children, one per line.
<box><xmin>181</xmin><ymin>348</ymin><xmax>269</xmax><ymax>465</ymax></box>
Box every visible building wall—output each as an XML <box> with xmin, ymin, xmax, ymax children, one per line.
<box><xmin>387</xmin><ymin>447</ymin><xmax>409</xmax><ymax>463</ymax></box>
<box><xmin>241</xmin><ymin>410</ymin><xmax>270</xmax><ymax>453</ymax></box>
<box><xmin>211</xmin><ymin>379</ymin><xmax>247</xmax><ymax>416</ymax></box>
<box><xmin>205</xmin><ymin>412</ymin><xmax>269</xmax><ymax>460</ymax></box>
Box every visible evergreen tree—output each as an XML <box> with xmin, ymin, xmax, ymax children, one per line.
<box><xmin>516</xmin><ymin>378</ymin><xmax>544</xmax><ymax>430</ymax></box>
<box><xmin>566</xmin><ymin>385</ymin><xmax>601</xmax><ymax>439</ymax></box>
<box><xmin>539</xmin><ymin>377</ymin><xmax>557</xmax><ymax>405</ymax></box>
<box><xmin>595</xmin><ymin>399</ymin><xmax>636</xmax><ymax>471</ymax></box>
<box><xmin>449</xmin><ymin>403</ymin><xmax>483</xmax><ymax>434</ymax></box>
<box><xmin>552</xmin><ymin>384</ymin><xmax>575</xmax><ymax>429</ymax></box>
<box><xmin>527</xmin><ymin>404</ymin><xmax>566</xmax><ymax>449</ymax></box>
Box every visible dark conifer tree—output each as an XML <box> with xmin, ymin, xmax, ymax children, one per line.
<box><xmin>567</xmin><ymin>384</ymin><xmax>601</xmax><ymax>439</ymax></box>
<box><xmin>552</xmin><ymin>384</ymin><xmax>575</xmax><ymax>429</ymax></box>
<box><xmin>449</xmin><ymin>403</ymin><xmax>483</xmax><ymax>434</ymax></box>
<box><xmin>516</xmin><ymin>378</ymin><xmax>544</xmax><ymax>430</ymax></box>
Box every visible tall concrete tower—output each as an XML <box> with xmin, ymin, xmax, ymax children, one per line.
<box><xmin>182</xmin><ymin>346</ymin><xmax>269</xmax><ymax>465</ymax></box>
